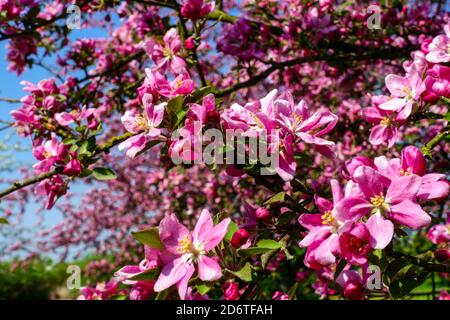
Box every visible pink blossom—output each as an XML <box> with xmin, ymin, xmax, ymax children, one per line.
<box><xmin>298</xmin><ymin>180</ymin><xmax>350</xmax><ymax>268</ymax></box>
<box><xmin>427</xmin><ymin>224</ymin><xmax>450</xmax><ymax>245</ymax></box>
<box><xmin>423</xmin><ymin>64</ymin><xmax>450</xmax><ymax>103</ymax></box>
<box><xmin>35</xmin><ymin>175</ymin><xmax>67</xmax><ymax>209</ymax></box>
<box><xmin>181</xmin><ymin>0</ymin><xmax>214</xmax><ymax>20</ymax></box>
<box><xmin>379</xmin><ymin>69</ymin><xmax>424</xmax><ymax>112</ymax></box>
<box><xmin>272</xmin><ymin>291</ymin><xmax>289</xmax><ymax>300</ymax></box>
<box><xmin>334</xmin><ymin>166</ymin><xmax>431</xmax><ymax>249</ymax></box>
<box><xmin>54</xmin><ymin>107</ymin><xmax>100</xmax><ymax>129</ymax></box>
<box><xmin>223</xmin><ymin>281</ymin><xmax>240</xmax><ymax>300</ymax></box>
<box><xmin>426</xmin><ymin>24</ymin><xmax>450</xmax><ymax>63</ymax></box>
<box><xmin>119</xmin><ymin>93</ymin><xmax>166</xmax><ymax>158</ymax></box>
<box><xmin>336</xmin><ymin>270</ymin><xmax>365</xmax><ymax>300</ymax></box>
<box><xmin>143</xmin><ymin>28</ymin><xmax>186</xmax><ymax>74</ymax></box>
<box><xmin>32</xmin><ymin>135</ymin><xmax>67</xmax><ymax>174</ymax></box>
<box><xmin>153</xmin><ymin>209</ymin><xmax>230</xmax><ymax>299</ymax></box>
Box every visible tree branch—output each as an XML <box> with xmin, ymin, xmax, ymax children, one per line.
<box><xmin>0</xmin><ymin>132</ymin><xmax>133</xmax><ymax>200</ymax></box>
<box><xmin>422</xmin><ymin>125</ymin><xmax>450</xmax><ymax>158</ymax></box>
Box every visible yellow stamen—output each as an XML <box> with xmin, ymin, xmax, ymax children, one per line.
<box><xmin>135</xmin><ymin>115</ymin><xmax>149</xmax><ymax>130</ymax></box>
<box><xmin>321</xmin><ymin>210</ymin><xmax>335</xmax><ymax>225</ymax></box>
<box><xmin>399</xmin><ymin>168</ymin><xmax>412</xmax><ymax>176</ymax></box>
<box><xmin>380</xmin><ymin>117</ymin><xmax>391</xmax><ymax>127</ymax></box>
<box><xmin>370</xmin><ymin>194</ymin><xmax>385</xmax><ymax>208</ymax></box>
<box><xmin>177</xmin><ymin>235</ymin><xmax>193</xmax><ymax>254</ymax></box>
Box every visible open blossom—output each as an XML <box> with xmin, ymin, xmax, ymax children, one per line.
<box><xmin>153</xmin><ymin>209</ymin><xmax>230</xmax><ymax>299</ymax></box>
<box><xmin>54</xmin><ymin>107</ymin><xmax>100</xmax><ymax>129</ymax></box>
<box><xmin>143</xmin><ymin>28</ymin><xmax>186</xmax><ymax>74</ymax></box>
<box><xmin>143</xmin><ymin>68</ymin><xmax>195</xmax><ymax>99</ymax></box>
<box><xmin>426</xmin><ymin>24</ymin><xmax>450</xmax><ymax>63</ymax></box>
<box><xmin>119</xmin><ymin>93</ymin><xmax>167</xmax><ymax>158</ymax></box>
<box><xmin>334</xmin><ymin>166</ymin><xmax>431</xmax><ymax>250</ymax></box>
<box><xmin>298</xmin><ymin>180</ymin><xmax>351</xmax><ymax>268</ymax></box>
<box><xmin>423</xmin><ymin>64</ymin><xmax>450</xmax><ymax>103</ymax></box>
<box><xmin>181</xmin><ymin>0</ymin><xmax>214</xmax><ymax>20</ymax></box>
<box><xmin>115</xmin><ymin>247</ymin><xmax>161</xmax><ymax>300</ymax></box>
<box><xmin>374</xmin><ymin>146</ymin><xmax>449</xmax><ymax>201</ymax></box>
<box><xmin>363</xmin><ymin>95</ymin><xmax>410</xmax><ymax>147</ymax></box>
<box><xmin>379</xmin><ymin>68</ymin><xmax>424</xmax><ymax>113</ymax></box>
<box><xmin>220</xmin><ymin>90</ymin><xmax>337</xmax><ymax>181</ymax></box>
<box><xmin>32</xmin><ymin>135</ymin><xmax>67</xmax><ymax>174</ymax></box>
<box><xmin>35</xmin><ymin>175</ymin><xmax>67</xmax><ymax>209</ymax></box>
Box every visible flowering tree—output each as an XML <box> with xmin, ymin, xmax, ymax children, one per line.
<box><xmin>0</xmin><ymin>0</ymin><xmax>449</xmax><ymax>300</ymax></box>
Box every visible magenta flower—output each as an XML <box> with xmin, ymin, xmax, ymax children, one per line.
<box><xmin>374</xmin><ymin>146</ymin><xmax>449</xmax><ymax>201</ymax></box>
<box><xmin>54</xmin><ymin>107</ymin><xmax>99</xmax><ymax>129</ymax></box>
<box><xmin>378</xmin><ymin>69</ymin><xmax>424</xmax><ymax>112</ymax></box>
<box><xmin>154</xmin><ymin>209</ymin><xmax>230</xmax><ymax>299</ymax></box>
<box><xmin>423</xmin><ymin>64</ymin><xmax>450</xmax><ymax>102</ymax></box>
<box><xmin>427</xmin><ymin>223</ymin><xmax>450</xmax><ymax>245</ymax></box>
<box><xmin>143</xmin><ymin>28</ymin><xmax>186</xmax><ymax>74</ymax></box>
<box><xmin>426</xmin><ymin>24</ymin><xmax>450</xmax><ymax>63</ymax></box>
<box><xmin>298</xmin><ymin>180</ymin><xmax>350</xmax><ymax>267</ymax></box>
<box><xmin>35</xmin><ymin>175</ymin><xmax>67</xmax><ymax>209</ymax></box>
<box><xmin>275</xmin><ymin>95</ymin><xmax>337</xmax><ymax>154</ymax></box>
<box><xmin>334</xmin><ymin>166</ymin><xmax>431</xmax><ymax>249</ymax></box>
<box><xmin>144</xmin><ymin>68</ymin><xmax>195</xmax><ymax>98</ymax></box>
<box><xmin>339</xmin><ymin>222</ymin><xmax>371</xmax><ymax>265</ymax></box>
<box><xmin>32</xmin><ymin>135</ymin><xmax>67</xmax><ymax>174</ymax></box>
<box><xmin>363</xmin><ymin>95</ymin><xmax>412</xmax><ymax>147</ymax></box>
<box><xmin>181</xmin><ymin>0</ymin><xmax>215</xmax><ymax>20</ymax></box>
<box><xmin>119</xmin><ymin>93</ymin><xmax>166</xmax><ymax>158</ymax></box>
<box><xmin>336</xmin><ymin>270</ymin><xmax>365</xmax><ymax>300</ymax></box>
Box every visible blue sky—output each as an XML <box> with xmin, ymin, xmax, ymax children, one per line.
<box><xmin>0</xmin><ymin>17</ymin><xmax>113</xmax><ymax>259</ymax></box>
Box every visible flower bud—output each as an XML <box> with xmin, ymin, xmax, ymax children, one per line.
<box><xmin>231</xmin><ymin>228</ymin><xmax>250</xmax><ymax>248</ymax></box>
<box><xmin>255</xmin><ymin>207</ymin><xmax>271</xmax><ymax>221</ymax></box>
<box><xmin>343</xmin><ymin>283</ymin><xmax>365</xmax><ymax>300</ymax></box>
<box><xmin>435</xmin><ymin>248</ymin><xmax>449</xmax><ymax>262</ymax></box>
<box><xmin>223</xmin><ymin>281</ymin><xmax>240</xmax><ymax>300</ymax></box>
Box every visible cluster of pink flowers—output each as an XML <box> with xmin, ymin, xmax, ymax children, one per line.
<box><xmin>364</xmin><ymin>24</ymin><xmax>450</xmax><ymax>147</ymax></box>
<box><xmin>299</xmin><ymin>145</ymin><xmax>448</xmax><ymax>272</ymax></box>
<box><xmin>115</xmin><ymin>209</ymin><xmax>229</xmax><ymax>299</ymax></box>
<box><xmin>220</xmin><ymin>90</ymin><xmax>337</xmax><ymax>181</ymax></box>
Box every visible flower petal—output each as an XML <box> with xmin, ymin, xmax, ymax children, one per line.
<box><xmin>198</xmin><ymin>255</ymin><xmax>222</xmax><ymax>281</ymax></box>
<box><xmin>366</xmin><ymin>212</ymin><xmax>394</xmax><ymax>249</ymax></box>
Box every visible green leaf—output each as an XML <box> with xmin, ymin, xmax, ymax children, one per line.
<box><xmin>185</xmin><ymin>86</ymin><xmax>215</xmax><ymax>104</ymax></box>
<box><xmin>224</xmin><ymin>221</ymin><xmax>239</xmax><ymax>242</ymax></box>
<box><xmin>0</xmin><ymin>218</ymin><xmax>9</xmax><ymax>224</ymax></box>
<box><xmin>92</xmin><ymin>167</ymin><xmax>117</xmax><ymax>180</ymax></box>
<box><xmin>256</xmin><ymin>239</ymin><xmax>282</xmax><ymax>250</ymax></box>
<box><xmin>264</xmin><ymin>192</ymin><xmax>285</xmax><ymax>207</ymax></box>
<box><xmin>62</xmin><ymin>137</ymin><xmax>78</xmax><ymax>145</ymax></box>
<box><xmin>108</xmin><ymin>294</ymin><xmax>127</xmax><ymax>300</ymax></box>
<box><xmin>132</xmin><ymin>227</ymin><xmax>164</xmax><ymax>249</ymax></box>
<box><xmin>155</xmin><ymin>289</ymin><xmax>168</xmax><ymax>300</ymax></box>
<box><xmin>196</xmin><ymin>283</ymin><xmax>211</xmax><ymax>295</ymax></box>
<box><xmin>227</xmin><ymin>262</ymin><xmax>253</xmax><ymax>282</ymax></box>
<box><xmin>129</xmin><ymin>268</ymin><xmax>160</xmax><ymax>281</ymax></box>
<box><xmin>238</xmin><ymin>239</ymin><xmax>282</xmax><ymax>256</ymax></box>
<box><xmin>167</xmin><ymin>95</ymin><xmax>183</xmax><ymax>115</ymax></box>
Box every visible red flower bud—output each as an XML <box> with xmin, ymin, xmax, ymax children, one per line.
<box><xmin>343</xmin><ymin>283</ymin><xmax>365</xmax><ymax>300</ymax></box>
<box><xmin>255</xmin><ymin>207</ymin><xmax>271</xmax><ymax>221</ymax></box>
<box><xmin>435</xmin><ymin>248</ymin><xmax>449</xmax><ymax>262</ymax></box>
<box><xmin>223</xmin><ymin>281</ymin><xmax>240</xmax><ymax>300</ymax></box>
<box><xmin>231</xmin><ymin>228</ymin><xmax>250</xmax><ymax>248</ymax></box>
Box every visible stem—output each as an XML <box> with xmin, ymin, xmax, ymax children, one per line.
<box><xmin>422</xmin><ymin>126</ymin><xmax>450</xmax><ymax>158</ymax></box>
